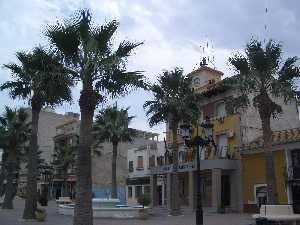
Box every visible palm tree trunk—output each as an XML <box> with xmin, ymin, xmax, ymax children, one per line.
<box><xmin>2</xmin><ymin>148</ymin><xmax>17</xmax><ymax>209</ymax></box>
<box><xmin>74</xmin><ymin>87</ymin><xmax>96</xmax><ymax>225</ymax></box>
<box><xmin>23</xmin><ymin>106</ymin><xmax>40</xmax><ymax>219</ymax></box>
<box><xmin>261</xmin><ymin>114</ymin><xmax>278</xmax><ymax>204</ymax></box>
<box><xmin>62</xmin><ymin>169</ymin><xmax>68</xmax><ymax>197</ymax></box>
<box><xmin>170</xmin><ymin>124</ymin><xmax>181</xmax><ymax>216</ymax></box>
<box><xmin>111</xmin><ymin>142</ymin><xmax>118</xmax><ymax>199</ymax></box>
<box><xmin>0</xmin><ymin>156</ymin><xmax>6</xmax><ymax>197</ymax></box>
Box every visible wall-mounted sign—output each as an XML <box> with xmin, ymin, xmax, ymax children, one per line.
<box><xmin>151</xmin><ymin>162</ymin><xmax>196</xmax><ymax>174</ymax></box>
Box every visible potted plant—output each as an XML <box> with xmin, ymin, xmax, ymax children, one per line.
<box><xmin>137</xmin><ymin>194</ymin><xmax>151</xmax><ymax>219</ymax></box>
<box><xmin>35</xmin><ymin>208</ymin><xmax>47</xmax><ymax>222</ymax></box>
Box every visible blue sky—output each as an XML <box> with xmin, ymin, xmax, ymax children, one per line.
<box><xmin>0</xmin><ymin>0</ymin><xmax>299</xmax><ymax>138</ymax></box>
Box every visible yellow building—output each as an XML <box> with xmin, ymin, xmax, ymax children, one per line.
<box><xmin>150</xmin><ymin>65</ymin><xmax>300</xmax><ymax>213</ymax></box>
<box><xmin>241</xmin><ymin>128</ymin><xmax>300</xmax><ymax>213</ymax></box>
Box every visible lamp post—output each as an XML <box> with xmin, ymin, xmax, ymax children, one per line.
<box><xmin>180</xmin><ymin>117</ymin><xmax>214</xmax><ymax>225</ymax></box>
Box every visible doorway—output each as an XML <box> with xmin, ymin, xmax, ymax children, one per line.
<box><xmin>291</xmin><ymin>150</ymin><xmax>300</xmax><ymax>213</ymax></box>
<box><xmin>221</xmin><ymin>175</ymin><xmax>230</xmax><ymax>207</ymax></box>
<box><xmin>157</xmin><ymin>185</ymin><xmax>162</xmax><ymax>205</ymax></box>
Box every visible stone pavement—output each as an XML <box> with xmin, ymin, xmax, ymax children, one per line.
<box><xmin>0</xmin><ymin>198</ymin><xmax>254</xmax><ymax>225</ymax></box>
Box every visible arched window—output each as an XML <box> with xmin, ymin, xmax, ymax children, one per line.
<box><xmin>193</xmin><ymin>77</ymin><xmax>201</xmax><ymax>86</ymax></box>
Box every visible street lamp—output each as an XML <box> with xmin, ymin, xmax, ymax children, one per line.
<box><xmin>180</xmin><ymin>116</ymin><xmax>214</xmax><ymax>225</ymax></box>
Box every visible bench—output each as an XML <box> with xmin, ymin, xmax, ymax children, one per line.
<box><xmin>56</xmin><ymin>197</ymin><xmax>72</xmax><ymax>205</ymax></box>
<box><xmin>253</xmin><ymin>205</ymin><xmax>300</xmax><ymax>225</ymax></box>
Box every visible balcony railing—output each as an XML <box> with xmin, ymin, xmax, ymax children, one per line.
<box><xmin>155</xmin><ymin>145</ymin><xmax>233</xmax><ymax>167</ymax></box>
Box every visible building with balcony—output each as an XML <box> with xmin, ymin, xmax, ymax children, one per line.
<box><xmin>18</xmin><ymin>109</ymin><xmax>80</xmax><ymax>196</ymax></box>
<box><xmin>52</xmin><ymin>115</ymin><xmax>80</xmax><ymax>199</ymax></box>
<box><xmin>52</xmin><ymin>116</ymin><xmax>160</xmax><ymax>202</ymax></box>
<box><xmin>150</xmin><ymin>65</ymin><xmax>300</xmax><ymax>213</ymax></box>
<box><xmin>126</xmin><ymin>141</ymin><xmax>165</xmax><ymax>205</ymax></box>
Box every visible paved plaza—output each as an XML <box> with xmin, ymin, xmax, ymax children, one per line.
<box><xmin>0</xmin><ymin>198</ymin><xmax>254</xmax><ymax>225</ymax></box>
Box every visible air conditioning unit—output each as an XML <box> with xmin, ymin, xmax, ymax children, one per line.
<box><xmin>227</xmin><ymin>129</ymin><xmax>234</xmax><ymax>138</ymax></box>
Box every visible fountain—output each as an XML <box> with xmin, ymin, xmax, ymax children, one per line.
<box><xmin>58</xmin><ymin>198</ymin><xmax>149</xmax><ymax>219</ymax></box>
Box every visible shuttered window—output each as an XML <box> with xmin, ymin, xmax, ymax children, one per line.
<box><xmin>137</xmin><ymin>156</ymin><xmax>144</xmax><ymax>169</ymax></box>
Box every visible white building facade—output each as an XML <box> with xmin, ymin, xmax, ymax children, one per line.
<box><xmin>126</xmin><ymin>141</ymin><xmax>166</xmax><ymax>206</ymax></box>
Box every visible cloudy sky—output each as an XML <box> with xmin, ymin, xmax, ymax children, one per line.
<box><xmin>0</xmin><ymin>0</ymin><xmax>299</xmax><ymax>138</ymax></box>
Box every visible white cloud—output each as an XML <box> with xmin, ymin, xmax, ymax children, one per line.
<box><xmin>1</xmin><ymin>0</ymin><xmax>300</xmax><ymax>138</ymax></box>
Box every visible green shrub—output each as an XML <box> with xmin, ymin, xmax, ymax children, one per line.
<box><xmin>35</xmin><ymin>208</ymin><xmax>47</xmax><ymax>222</ymax></box>
<box><xmin>137</xmin><ymin>194</ymin><xmax>151</xmax><ymax>207</ymax></box>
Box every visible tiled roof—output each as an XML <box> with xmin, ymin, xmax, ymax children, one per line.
<box><xmin>241</xmin><ymin>128</ymin><xmax>300</xmax><ymax>152</ymax></box>
<box><xmin>188</xmin><ymin>66</ymin><xmax>224</xmax><ymax>76</ymax></box>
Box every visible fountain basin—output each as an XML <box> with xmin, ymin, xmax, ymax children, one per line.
<box><xmin>58</xmin><ymin>199</ymin><xmax>149</xmax><ymax>219</ymax></box>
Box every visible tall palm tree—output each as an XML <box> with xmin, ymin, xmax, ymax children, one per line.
<box><xmin>0</xmin><ymin>127</ymin><xmax>8</xmax><ymax>197</ymax></box>
<box><xmin>93</xmin><ymin>105</ymin><xmax>136</xmax><ymax>198</ymax></box>
<box><xmin>144</xmin><ymin>68</ymin><xmax>199</xmax><ymax>215</ymax></box>
<box><xmin>1</xmin><ymin>47</ymin><xmax>73</xmax><ymax>218</ymax></box>
<box><xmin>228</xmin><ymin>39</ymin><xmax>300</xmax><ymax>204</ymax></box>
<box><xmin>45</xmin><ymin>10</ymin><xmax>145</xmax><ymax>225</ymax></box>
<box><xmin>52</xmin><ymin>145</ymin><xmax>75</xmax><ymax>197</ymax></box>
<box><xmin>0</xmin><ymin>107</ymin><xmax>30</xmax><ymax>209</ymax></box>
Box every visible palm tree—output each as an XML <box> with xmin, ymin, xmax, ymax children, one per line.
<box><xmin>228</xmin><ymin>39</ymin><xmax>300</xmax><ymax>204</ymax></box>
<box><xmin>144</xmin><ymin>68</ymin><xmax>199</xmax><ymax>215</ymax></box>
<box><xmin>0</xmin><ymin>107</ymin><xmax>30</xmax><ymax>209</ymax></box>
<box><xmin>1</xmin><ymin>47</ymin><xmax>73</xmax><ymax>218</ymax></box>
<box><xmin>45</xmin><ymin>10</ymin><xmax>145</xmax><ymax>225</ymax></box>
<box><xmin>52</xmin><ymin>145</ymin><xmax>75</xmax><ymax>197</ymax></box>
<box><xmin>93</xmin><ymin>105</ymin><xmax>136</xmax><ymax>198</ymax></box>
<box><xmin>0</xmin><ymin>127</ymin><xmax>8</xmax><ymax>197</ymax></box>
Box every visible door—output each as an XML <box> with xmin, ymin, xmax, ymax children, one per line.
<box><xmin>157</xmin><ymin>185</ymin><xmax>162</xmax><ymax>205</ymax></box>
<box><xmin>221</xmin><ymin>175</ymin><xmax>230</xmax><ymax>207</ymax></box>
<box><xmin>292</xmin><ymin>184</ymin><xmax>300</xmax><ymax>213</ymax></box>
<box><xmin>291</xmin><ymin>150</ymin><xmax>300</xmax><ymax>213</ymax></box>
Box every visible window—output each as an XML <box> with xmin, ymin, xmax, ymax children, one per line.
<box><xmin>149</xmin><ymin>155</ymin><xmax>155</xmax><ymax>168</ymax></box>
<box><xmin>193</xmin><ymin>77</ymin><xmax>200</xmax><ymax>86</ymax></box>
<box><xmin>128</xmin><ymin>186</ymin><xmax>132</xmax><ymax>198</ymax></box>
<box><xmin>254</xmin><ymin>184</ymin><xmax>267</xmax><ymax>207</ymax></box>
<box><xmin>199</xmin><ymin>110</ymin><xmax>203</xmax><ymax>123</ymax></box>
<box><xmin>217</xmin><ymin>134</ymin><xmax>228</xmax><ymax>158</ymax></box>
<box><xmin>209</xmin><ymin>79</ymin><xmax>215</xmax><ymax>85</ymax></box>
<box><xmin>128</xmin><ymin>161</ymin><xmax>134</xmax><ymax>172</ymax></box>
<box><xmin>137</xmin><ymin>156</ymin><xmax>144</xmax><ymax>170</ymax></box>
<box><xmin>200</xmin><ymin>147</ymin><xmax>205</xmax><ymax>160</ymax></box>
<box><xmin>215</xmin><ymin>102</ymin><xmax>226</xmax><ymax>118</ymax></box>
<box><xmin>135</xmin><ymin>185</ymin><xmax>142</xmax><ymax>198</ymax></box>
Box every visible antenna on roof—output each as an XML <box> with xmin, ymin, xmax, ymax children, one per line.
<box><xmin>263</xmin><ymin>0</ymin><xmax>269</xmax><ymax>43</ymax></box>
<box><xmin>200</xmin><ymin>57</ymin><xmax>207</xmax><ymax>67</ymax></box>
<box><xmin>195</xmin><ymin>38</ymin><xmax>216</xmax><ymax>70</ymax></box>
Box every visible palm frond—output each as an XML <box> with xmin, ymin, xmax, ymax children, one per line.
<box><xmin>144</xmin><ymin>67</ymin><xmax>199</xmax><ymax>127</ymax></box>
<box><xmin>93</xmin><ymin>105</ymin><xmax>136</xmax><ymax>145</ymax></box>
<box><xmin>46</xmin><ymin>23</ymin><xmax>80</xmax><ymax>64</ymax></box>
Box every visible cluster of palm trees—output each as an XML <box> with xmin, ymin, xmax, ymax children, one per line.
<box><xmin>0</xmin><ymin>107</ymin><xmax>31</xmax><ymax>209</ymax></box>
<box><xmin>0</xmin><ymin>9</ymin><xmax>145</xmax><ymax>225</ymax></box>
<box><xmin>0</xmin><ymin>8</ymin><xmax>299</xmax><ymax>225</ymax></box>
